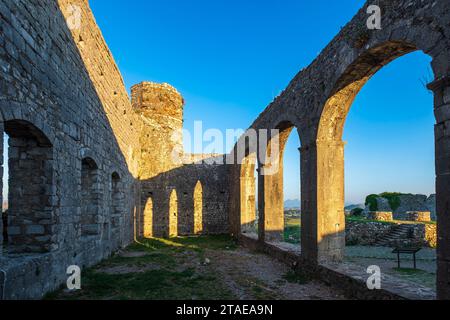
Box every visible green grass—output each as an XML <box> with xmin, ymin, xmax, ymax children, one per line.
<box><xmin>45</xmin><ymin>235</ymin><xmax>237</xmax><ymax>300</ymax></box>
<box><xmin>284</xmin><ymin>217</ymin><xmax>301</xmax><ymax>244</ymax></box>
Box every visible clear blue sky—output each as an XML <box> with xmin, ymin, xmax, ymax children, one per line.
<box><xmin>88</xmin><ymin>0</ymin><xmax>435</xmax><ymax>205</ymax></box>
<box><xmin>2</xmin><ymin>0</ymin><xmax>435</xmax><ymax>207</ymax></box>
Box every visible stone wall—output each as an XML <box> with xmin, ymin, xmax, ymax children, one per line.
<box><xmin>0</xmin><ymin>0</ymin><xmax>141</xmax><ymax>299</ymax></box>
<box><xmin>0</xmin><ymin>0</ymin><xmax>230</xmax><ymax>299</ymax></box>
<box><xmin>138</xmin><ymin>155</ymin><xmax>229</xmax><ymax>238</ymax></box>
<box><xmin>368</xmin><ymin>211</ymin><xmax>393</xmax><ymax>222</ymax></box>
<box><xmin>365</xmin><ymin>194</ymin><xmax>437</xmax><ymax>220</ymax></box>
<box><xmin>346</xmin><ymin>221</ymin><xmax>437</xmax><ymax>248</ymax></box>
<box><xmin>132</xmin><ymin>83</ymin><xmax>229</xmax><ymax>238</ymax></box>
<box><xmin>346</xmin><ymin>221</ymin><xmax>392</xmax><ymax>246</ymax></box>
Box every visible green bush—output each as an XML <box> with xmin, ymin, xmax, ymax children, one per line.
<box><xmin>379</xmin><ymin>192</ymin><xmax>403</xmax><ymax>212</ymax></box>
<box><xmin>365</xmin><ymin>194</ymin><xmax>379</xmax><ymax>211</ymax></box>
<box><xmin>351</xmin><ymin>208</ymin><xmax>364</xmax><ymax>216</ymax></box>
<box><xmin>365</xmin><ymin>192</ymin><xmax>409</xmax><ymax>212</ymax></box>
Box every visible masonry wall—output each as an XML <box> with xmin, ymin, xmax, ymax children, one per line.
<box><xmin>139</xmin><ymin>156</ymin><xmax>230</xmax><ymax>238</ymax></box>
<box><xmin>131</xmin><ymin>82</ymin><xmax>229</xmax><ymax>238</ymax></box>
<box><xmin>0</xmin><ymin>0</ymin><xmax>231</xmax><ymax>299</ymax></box>
<box><xmin>0</xmin><ymin>0</ymin><xmax>141</xmax><ymax>299</ymax></box>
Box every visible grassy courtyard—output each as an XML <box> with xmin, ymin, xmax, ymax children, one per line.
<box><xmin>46</xmin><ymin>236</ymin><xmax>237</xmax><ymax>300</ymax></box>
<box><xmin>46</xmin><ymin>235</ymin><xmax>345</xmax><ymax>300</ymax></box>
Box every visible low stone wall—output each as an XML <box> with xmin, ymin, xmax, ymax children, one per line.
<box><xmin>411</xmin><ymin>224</ymin><xmax>437</xmax><ymax>248</ymax></box>
<box><xmin>346</xmin><ymin>221</ymin><xmax>437</xmax><ymax>248</ymax></box>
<box><xmin>346</xmin><ymin>221</ymin><xmax>392</xmax><ymax>246</ymax></box>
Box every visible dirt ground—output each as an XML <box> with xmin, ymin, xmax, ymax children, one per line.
<box><xmin>47</xmin><ymin>236</ymin><xmax>347</xmax><ymax>300</ymax></box>
<box><xmin>205</xmin><ymin>247</ymin><xmax>346</xmax><ymax>300</ymax></box>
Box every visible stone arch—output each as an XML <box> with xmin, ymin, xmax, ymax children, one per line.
<box><xmin>0</xmin><ymin>104</ymin><xmax>57</xmax><ymax>145</ymax></box>
<box><xmin>1</xmin><ymin>119</ymin><xmax>55</xmax><ymax>253</ymax></box>
<box><xmin>308</xmin><ymin>40</ymin><xmax>442</xmax><ymax>264</ymax></box>
<box><xmin>310</xmin><ymin>41</ymin><xmax>434</xmax><ymax>263</ymax></box>
<box><xmin>169</xmin><ymin>189</ymin><xmax>178</xmax><ymax>238</ymax></box>
<box><xmin>225</xmin><ymin>0</ymin><xmax>450</xmax><ymax>299</ymax></box>
<box><xmin>318</xmin><ymin>41</ymin><xmax>426</xmax><ymax>142</ymax></box>
<box><xmin>193</xmin><ymin>181</ymin><xmax>203</xmax><ymax>235</ymax></box>
<box><xmin>260</xmin><ymin>120</ymin><xmax>301</xmax><ymax>243</ymax></box>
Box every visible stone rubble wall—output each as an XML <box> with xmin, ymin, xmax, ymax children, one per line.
<box><xmin>346</xmin><ymin>221</ymin><xmax>393</xmax><ymax>246</ymax></box>
<box><xmin>346</xmin><ymin>221</ymin><xmax>437</xmax><ymax>248</ymax></box>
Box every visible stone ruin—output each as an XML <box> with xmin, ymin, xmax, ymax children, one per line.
<box><xmin>0</xmin><ymin>0</ymin><xmax>450</xmax><ymax>300</ymax></box>
<box><xmin>364</xmin><ymin>194</ymin><xmax>437</xmax><ymax>220</ymax></box>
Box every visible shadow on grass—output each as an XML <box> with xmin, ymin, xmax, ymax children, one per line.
<box><xmin>45</xmin><ymin>235</ymin><xmax>238</xmax><ymax>300</ymax></box>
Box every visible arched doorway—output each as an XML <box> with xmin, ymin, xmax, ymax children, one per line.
<box><xmin>143</xmin><ymin>197</ymin><xmax>153</xmax><ymax>238</ymax></box>
<box><xmin>260</xmin><ymin>122</ymin><xmax>301</xmax><ymax>244</ymax></box>
<box><xmin>341</xmin><ymin>51</ymin><xmax>436</xmax><ymax>291</ymax></box>
<box><xmin>169</xmin><ymin>189</ymin><xmax>178</xmax><ymax>238</ymax></box>
<box><xmin>193</xmin><ymin>181</ymin><xmax>203</xmax><ymax>235</ymax></box>
<box><xmin>316</xmin><ymin>42</ymin><xmax>440</xmax><ymax>290</ymax></box>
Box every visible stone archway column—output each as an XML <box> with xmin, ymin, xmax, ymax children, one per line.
<box><xmin>262</xmin><ymin>163</ymin><xmax>285</xmax><ymax>243</ymax></box>
<box><xmin>240</xmin><ymin>176</ymin><xmax>256</xmax><ymax>234</ymax></box>
<box><xmin>429</xmin><ymin>76</ymin><xmax>450</xmax><ymax>300</ymax></box>
<box><xmin>301</xmin><ymin>140</ymin><xmax>346</xmax><ymax>265</ymax></box>
<box><xmin>0</xmin><ymin>122</ymin><xmax>3</xmax><ymax>254</ymax></box>
<box><xmin>257</xmin><ymin>166</ymin><xmax>266</xmax><ymax>242</ymax></box>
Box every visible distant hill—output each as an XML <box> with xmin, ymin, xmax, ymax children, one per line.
<box><xmin>345</xmin><ymin>204</ymin><xmax>365</xmax><ymax>211</ymax></box>
<box><xmin>284</xmin><ymin>199</ymin><xmax>300</xmax><ymax>209</ymax></box>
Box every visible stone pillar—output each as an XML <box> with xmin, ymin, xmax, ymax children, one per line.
<box><xmin>240</xmin><ymin>176</ymin><xmax>256</xmax><ymax>233</ymax></box>
<box><xmin>301</xmin><ymin>141</ymin><xmax>346</xmax><ymax>265</ymax></box>
<box><xmin>429</xmin><ymin>76</ymin><xmax>450</xmax><ymax>300</ymax></box>
<box><xmin>0</xmin><ymin>122</ymin><xmax>3</xmax><ymax>254</ymax></box>
<box><xmin>257</xmin><ymin>166</ymin><xmax>266</xmax><ymax>242</ymax></box>
<box><xmin>300</xmin><ymin>144</ymin><xmax>317</xmax><ymax>263</ymax></box>
<box><xmin>262</xmin><ymin>162</ymin><xmax>284</xmax><ymax>243</ymax></box>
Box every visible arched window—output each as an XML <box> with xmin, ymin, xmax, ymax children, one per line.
<box><xmin>2</xmin><ymin>120</ymin><xmax>54</xmax><ymax>254</ymax></box>
<box><xmin>110</xmin><ymin>172</ymin><xmax>122</xmax><ymax>246</ymax></box>
<box><xmin>81</xmin><ymin>157</ymin><xmax>101</xmax><ymax>238</ymax></box>
<box><xmin>169</xmin><ymin>189</ymin><xmax>178</xmax><ymax>238</ymax></box>
<box><xmin>193</xmin><ymin>181</ymin><xmax>203</xmax><ymax>235</ymax></box>
<box><xmin>143</xmin><ymin>197</ymin><xmax>153</xmax><ymax>238</ymax></box>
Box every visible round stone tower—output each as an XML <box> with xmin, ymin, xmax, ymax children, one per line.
<box><xmin>131</xmin><ymin>82</ymin><xmax>185</xmax><ymax>179</ymax></box>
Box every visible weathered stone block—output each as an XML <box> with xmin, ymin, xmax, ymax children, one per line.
<box><xmin>406</xmin><ymin>211</ymin><xmax>432</xmax><ymax>222</ymax></box>
<box><xmin>368</xmin><ymin>211</ymin><xmax>393</xmax><ymax>221</ymax></box>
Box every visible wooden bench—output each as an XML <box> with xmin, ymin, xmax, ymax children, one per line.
<box><xmin>392</xmin><ymin>247</ymin><xmax>422</xmax><ymax>269</ymax></box>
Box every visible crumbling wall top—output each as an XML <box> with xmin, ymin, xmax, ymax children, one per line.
<box><xmin>131</xmin><ymin>82</ymin><xmax>184</xmax><ymax>119</ymax></box>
